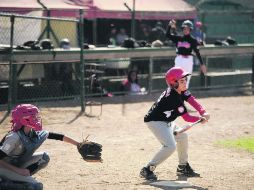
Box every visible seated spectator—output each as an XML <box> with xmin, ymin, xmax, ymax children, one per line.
<box><xmin>108</xmin><ymin>24</ymin><xmax>117</xmax><ymax>46</ymax></box>
<box><xmin>149</xmin><ymin>21</ymin><xmax>166</xmax><ymax>43</ymax></box>
<box><xmin>137</xmin><ymin>24</ymin><xmax>151</xmax><ymax>42</ymax></box>
<box><xmin>116</xmin><ymin>28</ymin><xmax>129</xmax><ymax>46</ymax></box>
<box><xmin>120</xmin><ymin>70</ymin><xmax>146</xmax><ymax>95</ymax></box>
<box><xmin>90</xmin><ymin>74</ymin><xmax>113</xmax><ymax>97</ymax></box>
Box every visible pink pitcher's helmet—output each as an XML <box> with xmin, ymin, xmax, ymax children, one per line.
<box><xmin>165</xmin><ymin>67</ymin><xmax>190</xmax><ymax>87</ymax></box>
<box><xmin>11</xmin><ymin>104</ymin><xmax>42</xmax><ymax>132</ymax></box>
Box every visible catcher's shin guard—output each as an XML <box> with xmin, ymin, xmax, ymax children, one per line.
<box><xmin>0</xmin><ymin>178</ymin><xmax>43</xmax><ymax>190</ymax></box>
<box><xmin>140</xmin><ymin>166</ymin><xmax>157</xmax><ymax>181</ymax></box>
<box><xmin>26</xmin><ymin>152</ymin><xmax>50</xmax><ymax>175</ymax></box>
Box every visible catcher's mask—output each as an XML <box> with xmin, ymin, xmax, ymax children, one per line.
<box><xmin>11</xmin><ymin>104</ymin><xmax>42</xmax><ymax>132</ymax></box>
<box><xmin>165</xmin><ymin>67</ymin><xmax>190</xmax><ymax>89</ymax></box>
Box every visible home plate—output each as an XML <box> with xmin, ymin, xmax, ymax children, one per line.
<box><xmin>151</xmin><ymin>180</ymin><xmax>192</xmax><ymax>188</ymax></box>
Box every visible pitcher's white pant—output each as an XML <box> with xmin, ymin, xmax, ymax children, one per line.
<box><xmin>175</xmin><ymin>55</ymin><xmax>194</xmax><ymax>88</ymax></box>
<box><xmin>146</xmin><ymin>121</ymin><xmax>188</xmax><ymax>167</ymax></box>
<box><xmin>0</xmin><ymin>152</ymin><xmax>49</xmax><ymax>183</ymax></box>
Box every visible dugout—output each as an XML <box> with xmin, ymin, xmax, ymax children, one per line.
<box><xmin>1</xmin><ymin>2</ymin><xmax>254</xmax><ymax>111</ymax></box>
<box><xmin>81</xmin><ymin>0</ymin><xmax>197</xmax><ymax>46</ymax></box>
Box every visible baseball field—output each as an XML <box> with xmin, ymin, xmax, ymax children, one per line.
<box><xmin>0</xmin><ymin>94</ymin><xmax>254</xmax><ymax>190</ymax></box>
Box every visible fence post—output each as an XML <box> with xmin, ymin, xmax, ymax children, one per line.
<box><xmin>79</xmin><ymin>9</ymin><xmax>85</xmax><ymax>112</ymax></box>
<box><xmin>148</xmin><ymin>57</ymin><xmax>154</xmax><ymax>94</ymax></box>
<box><xmin>131</xmin><ymin>0</ymin><xmax>136</xmax><ymax>39</ymax></box>
<box><xmin>46</xmin><ymin>10</ymin><xmax>50</xmax><ymax>39</ymax></box>
<box><xmin>200</xmin><ymin>56</ymin><xmax>208</xmax><ymax>87</ymax></box>
<box><xmin>92</xmin><ymin>19</ymin><xmax>97</xmax><ymax>45</ymax></box>
<box><xmin>7</xmin><ymin>15</ymin><xmax>15</xmax><ymax>113</ymax></box>
<box><xmin>252</xmin><ymin>55</ymin><xmax>254</xmax><ymax>94</ymax></box>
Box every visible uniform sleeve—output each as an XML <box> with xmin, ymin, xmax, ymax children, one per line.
<box><xmin>47</xmin><ymin>132</ymin><xmax>64</xmax><ymax>141</ymax></box>
<box><xmin>0</xmin><ymin>133</ymin><xmax>20</xmax><ymax>155</ymax></box>
<box><xmin>192</xmin><ymin>39</ymin><xmax>204</xmax><ymax>65</ymax></box>
<box><xmin>186</xmin><ymin>95</ymin><xmax>206</xmax><ymax>115</ymax></box>
<box><xmin>181</xmin><ymin>90</ymin><xmax>192</xmax><ymax>101</ymax></box>
<box><xmin>165</xmin><ymin>25</ymin><xmax>180</xmax><ymax>44</ymax></box>
<box><xmin>181</xmin><ymin>113</ymin><xmax>200</xmax><ymax>122</ymax></box>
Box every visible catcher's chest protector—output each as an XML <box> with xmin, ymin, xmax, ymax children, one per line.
<box><xmin>13</xmin><ymin>130</ymin><xmax>49</xmax><ymax>166</ymax></box>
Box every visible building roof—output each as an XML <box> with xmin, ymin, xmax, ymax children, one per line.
<box><xmin>0</xmin><ymin>0</ymin><xmax>84</xmax><ymax>17</ymax></box>
<box><xmin>86</xmin><ymin>0</ymin><xmax>197</xmax><ymax>20</ymax></box>
<box><xmin>0</xmin><ymin>0</ymin><xmax>197</xmax><ymax>20</ymax></box>
<box><xmin>0</xmin><ymin>0</ymin><xmax>83</xmax><ymax>10</ymax></box>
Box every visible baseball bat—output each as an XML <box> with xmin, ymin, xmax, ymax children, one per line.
<box><xmin>173</xmin><ymin>119</ymin><xmax>202</xmax><ymax>136</ymax></box>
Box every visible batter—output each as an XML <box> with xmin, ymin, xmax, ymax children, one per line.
<box><xmin>140</xmin><ymin>67</ymin><xmax>210</xmax><ymax>180</ymax></box>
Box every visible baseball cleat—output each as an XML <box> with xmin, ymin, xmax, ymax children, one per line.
<box><xmin>140</xmin><ymin>167</ymin><xmax>157</xmax><ymax>181</ymax></box>
<box><xmin>176</xmin><ymin>162</ymin><xmax>200</xmax><ymax>177</ymax></box>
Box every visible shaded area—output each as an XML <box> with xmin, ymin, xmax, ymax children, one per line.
<box><xmin>0</xmin><ymin>111</ymin><xmax>9</xmax><ymax>125</ymax></box>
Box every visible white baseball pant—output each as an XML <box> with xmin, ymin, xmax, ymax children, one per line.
<box><xmin>146</xmin><ymin>121</ymin><xmax>188</xmax><ymax>167</ymax></box>
<box><xmin>175</xmin><ymin>55</ymin><xmax>194</xmax><ymax>88</ymax></box>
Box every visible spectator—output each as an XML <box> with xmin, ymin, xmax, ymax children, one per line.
<box><xmin>149</xmin><ymin>21</ymin><xmax>166</xmax><ymax>43</ymax></box>
<box><xmin>193</xmin><ymin>21</ymin><xmax>206</xmax><ymax>67</ymax></box>
<box><xmin>89</xmin><ymin>74</ymin><xmax>113</xmax><ymax>97</ymax></box>
<box><xmin>193</xmin><ymin>21</ymin><xmax>206</xmax><ymax>46</ymax></box>
<box><xmin>108</xmin><ymin>24</ymin><xmax>117</xmax><ymax>46</ymax></box>
<box><xmin>120</xmin><ymin>70</ymin><xmax>146</xmax><ymax>95</ymax></box>
<box><xmin>116</xmin><ymin>28</ymin><xmax>129</xmax><ymax>46</ymax></box>
<box><xmin>137</xmin><ymin>24</ymin><xmax>151</xmax><ymax>42</ymax></box>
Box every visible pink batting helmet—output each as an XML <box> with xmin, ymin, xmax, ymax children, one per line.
<box><xmin>11</xmin><ymin>104</ymin><xmax>42</xmax><ymax>132</ymax></box>
<box><xmin>165</xmin><ymin>67</ymin><xmax>190</xmax><ymax>87</ymax></box>
<box><xmin>196</xmin><ymin>21</ymin><xmax>202</xmax><ymax>28</ymax></box>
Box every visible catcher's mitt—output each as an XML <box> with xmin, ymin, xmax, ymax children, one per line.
<box><xmin>77</xmin><ymin>140</ymin><xmax>102</xmax><ymax>162</ymax></box>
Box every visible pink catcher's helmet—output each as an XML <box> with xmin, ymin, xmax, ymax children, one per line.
<box><xmin>165</xmin><ymin>67</ymin><xmax>190</xmax><ymax>87</ymax></box>
<box><xmin>11</xmin><ymin>104</ymin><xmax>42</xmax><ymax>132</ymax></box>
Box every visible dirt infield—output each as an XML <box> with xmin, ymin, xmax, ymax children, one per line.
<box><xmin>0</xmin><ymin>94</ymin><xmax>254</xmax><ymax>190</ymax></box>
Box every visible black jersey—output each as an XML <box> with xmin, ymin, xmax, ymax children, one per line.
<box><xmin>166</xmin><ymin>25</ymin><xmax>204</xmax><ymax>65</ymax></box>
<box><xmin>144</xmin><ymin>88</ymin><xmax>191</xmax><ymax>123</ymax></box>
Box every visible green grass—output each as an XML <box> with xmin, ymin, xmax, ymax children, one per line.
<box><xmin>217</xmin><ymin>137</ymin><xmax>254</xmax><ymax>153</ymax></box>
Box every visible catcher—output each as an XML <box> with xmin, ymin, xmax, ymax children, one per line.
<box><xmin>0</xmin><ymin>104</ymin><xmax>102</xmax><ymax>189</ymax></box>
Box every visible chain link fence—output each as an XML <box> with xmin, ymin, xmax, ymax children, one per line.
<box><xmin>0</xmin><ymin>11</ymin><xmax>253</xmax><ymax>116</ymax></box>
<box><xmin>0</xmin><ymin>11</ymin><xmax>83</xmax><ymax>112</ymax></box>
